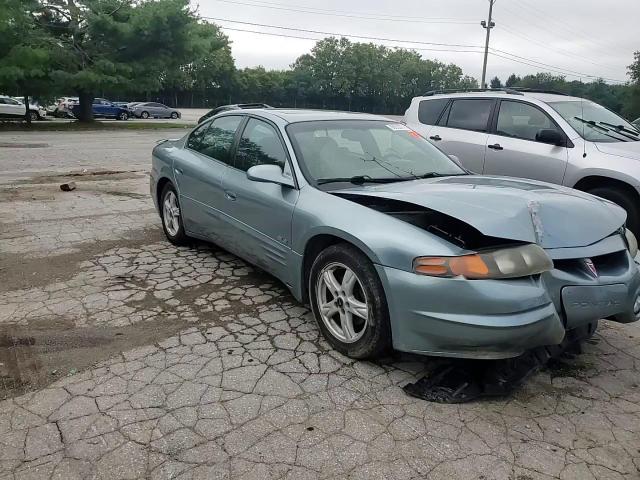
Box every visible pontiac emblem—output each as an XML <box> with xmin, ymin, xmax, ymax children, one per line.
<box><xmin>584</xmin><ymin>258</ymin><xmax>598</xmax><ymax>277</ymax></box>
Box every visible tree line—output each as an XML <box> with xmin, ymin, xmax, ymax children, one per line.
<box><xmin>1</xmin><ymin>0</ymin><xmax>639</xmax><ymax>121</ymax></box>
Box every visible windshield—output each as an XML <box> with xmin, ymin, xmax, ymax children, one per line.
<box><xmin>548</xmin><ymin>100</ymin><xmax>639</xmax><ymax>142</ymax></box>
<box><xmin>286</xmin><ymin>120</ymin><xmax>465</xmax><ymax>187</ymax></box>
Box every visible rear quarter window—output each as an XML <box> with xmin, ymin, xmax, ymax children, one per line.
<box><xmin>418</xmin><ymin>99</ymin><xmax>449</xmax><ymax>125</ymax></box>
<box><xmin>445</xmin><ymin>99</ymin><xmax>494</xmax><ymax>132</ymax></box>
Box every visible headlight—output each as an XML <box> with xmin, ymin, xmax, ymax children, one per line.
<box><xmin>625</xmin><ymin>228</ymin><xmax>638</xmax><ymax>257</ymax></box>
<box><xmin>413</xmin><ymin>244</ymin><xmax>553</xmax><ymax>279</ymax></box>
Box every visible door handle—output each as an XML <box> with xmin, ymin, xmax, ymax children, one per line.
<box><xmin>224</xmin><ymin>190</ymin><xmax>237</xmax><ymax>201</ymax></box>
<box><xmin>174</xmin><ymin>168</ymin><xmax>183</xmax><ymax>175</ymax></box>
<box><xmin>488</xmin><ymin>143</ymin><xmax>503</xmax><ymax>150</ymax></box>
<box><xmin>429</xmin><ymin>135</ymin><xmax>441</xmax><ymax>141</ymax></box>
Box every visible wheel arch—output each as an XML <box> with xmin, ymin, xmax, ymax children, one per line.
<box><xmin>300</xmin><ymin>232</ymin><xmax>379</xmax><ymax>304</ymax></box>
<box><xmin>156</xmin><ymin>176</ymin><xmax>173</xmax><ymax>213</ymax></box>
<box><xmin>573</xmin><ymin>175</ymin><xmax>640</xmax><ymax>203</ymax></box>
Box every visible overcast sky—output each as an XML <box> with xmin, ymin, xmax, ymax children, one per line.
<box><xmin>194</xmin><ymin>0</ymin><xmax>638</xmax><ymax>84</ymax></box>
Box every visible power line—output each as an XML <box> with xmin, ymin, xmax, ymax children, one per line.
<box><xmin>210</xmin><ymin>17</ymin><xmax>627</xmax><ymax>83</ymax></box>
<box><xmin>205</xmin><ymin>17</ymin><xmax>484</xmax><ymax>49</ymax></box>
<box><xmin>209</xmin><ymin>0</ymin><xmax>477</xmax><ymax>25</ymax></box>
<box><xmin>219</xmin><ymin>26</ymin><xmax>485</xmax><ymax>54</ymax></box>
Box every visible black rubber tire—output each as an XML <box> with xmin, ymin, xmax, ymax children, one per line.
<box><xmin>141</xmin><ymin>111</ymin><xmax>149</xmax><ymax>119</ymax></box>
<box><xmin>160</xmin><ymin>183</ymin><xmax>189</xmax><ymax>246</ymax></box>
<box><xmin>28</xmin><ymin>111</ymin><xmax>39</xmax><ymax>122</ymax></box>
<box><xmin>118</xmin><ymin>112</ymin><xmax>128</xmax><ymax>121</ymax></box>
<box><xmin>587</xmin><ymin>186</ymin><xmax>640</xmax><ymax>238</ymax></box>
<box><xmin>170</xmin><ymin>112</ymin><xmax>178</xmax><ymax>119</ymax></box>
<box><xmin>309</xmin><ymin>243</ymin><xmax>392</xmax><ymax>359</ymax></box>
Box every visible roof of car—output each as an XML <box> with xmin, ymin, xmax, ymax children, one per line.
<box><xmin>416</xmin><ymin>90</ymin><xmax>581</xmax><ymax>104</ymax></box>
<box><xmin>234</xmin><ymin>108</ymin><xmax>393</xmax><ymax>124</ymax></box>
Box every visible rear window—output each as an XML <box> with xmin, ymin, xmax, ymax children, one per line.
<box><xmin>445</xmin><ymin>99</ymin><xmax>494</xmax><ymax>132</ymax></box>
<box><xmin>418</xmin><ymin>99</ymin><xmax>449</xmax><ymax>125</ymax></box>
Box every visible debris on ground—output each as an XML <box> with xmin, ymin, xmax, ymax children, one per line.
<box><xmin>404</xmin><ymin>321</ymin><xmax>597</xmax><ymax>403</ymax></box>
<box><xmin>59</xmin><ymin>181</ymin><xmax>76</xmax><ymax>191</ymax></box>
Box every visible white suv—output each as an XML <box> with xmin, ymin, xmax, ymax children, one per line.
<box><xmin>404</xmin><ymin>89</ymin><xmax>640</xmax><ymax>237</ymax></box>
<box><xmin>0</xmin><ymin>95</ymin><xmax>46</xmax><ymax>121</ymax></box>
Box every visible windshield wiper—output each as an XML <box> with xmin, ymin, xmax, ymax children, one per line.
<box><xmin>316</xmin><ymin>175</ymin><xmax>401</xmax><ymax>185</ymax></box>
<box><xmin>417</xmin><ymin>171</ymin><xmax>468</xmax><ymax>178</ymax></box>
<box><xmin>573</xmin><ymin>117</ymin><xmax>631</xmax><ymax>142</ymax></box>
<box><xmin>597</xmin><ymin>121</ymin><xmax>639</xmax><ymax>139</ymax></box>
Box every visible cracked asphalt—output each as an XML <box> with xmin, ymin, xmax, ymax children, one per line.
<box><xmin>1</xmin><ymin>130</ymin><xmax>640</xmax><ymax>480</ymax></box>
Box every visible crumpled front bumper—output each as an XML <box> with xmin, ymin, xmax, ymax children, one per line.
<box><xmin>377</xmin><ymin>239</ymin><xmax>640</xmax><ymax>360</ymax></box>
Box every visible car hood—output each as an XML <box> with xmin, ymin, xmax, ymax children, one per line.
<box><xmin>335</xmin><ymin>175</ymin><xmax>626</xmax><ymax>249</ymax></box>
<box><xmin>595</xmin><ymin>141</ymin><xmax>640</xmax><ymax>161</ymax></box>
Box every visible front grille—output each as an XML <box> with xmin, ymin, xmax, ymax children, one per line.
<box><xmin>553</xmin><ymin>250</ymin><xmax>628</xmax><ymax>277</ymax></box>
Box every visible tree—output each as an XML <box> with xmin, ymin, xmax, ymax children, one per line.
<box><xmin>0</xmin><ymin>0</ymin><xmax>54</xmax><ymax>123</ymax></box>
<box><xmin>505</xmin><ymin>73</ymin><xmax>521</xmax><ymax>87</ymax></box>
<box><xmin>490</xmin><ymin>76</ymin><xmax>502</xmax><ymax>89</ymax></box>
<box><xmin>36</xmin><ymin>0</ymin><xmax>200</xmax><ymax>121</ymax></box>
<box><xmin>627</xmin><ymin>51</ymin><xmax>640</xmax><ymax>120</ymax></box>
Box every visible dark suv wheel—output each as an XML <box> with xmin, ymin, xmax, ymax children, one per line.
<box><xmin>588</xmin><ymin>186</ymin><xmax>640</xmax><ymax>238</ymax></box>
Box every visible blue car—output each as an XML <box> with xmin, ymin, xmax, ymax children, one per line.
<box><xmin>150</xmin><ymin>109</ymin><xmax>640</xmax><ymax>360</ymax></box>
<box><xmin>71</xmin><ymin>98</ymin><xmax>129</xmax><ymax>120</ymax></box>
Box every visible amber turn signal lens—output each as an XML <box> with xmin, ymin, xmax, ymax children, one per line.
<box><xmin>414</xmin><ymin>255</ymin><xmax>489</xmax><ymax>278</ymax></box>
<box><xmin>414</xmin><ymin>257</ymin><xmax>449</xmax><ymax>276</ymax></box>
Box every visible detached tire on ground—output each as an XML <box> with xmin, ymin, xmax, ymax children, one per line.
<box><xmin>309</xmin><ymin>243</ymin><xmax>391</xmax><ymax>359</ymax></box>
<box><xmin>587</xmin><ymin>186</ymin><xmax>640</xmax><ymax>238</ymax></box>
<box><xmin>160</xmin><ymin>183</ymin><xmax>189</xmax><ymax>246</ymax></box>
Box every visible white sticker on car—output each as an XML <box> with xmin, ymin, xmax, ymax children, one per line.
<box><xmin>386</xmin><ymin>123</ymin><xmax>411</xmax><ymax>131</ymax></box>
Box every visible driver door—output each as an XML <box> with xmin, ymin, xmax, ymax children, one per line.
<box><xmin>221</xmin><ymin>117</ymin><xmax>299</xmax><ymax>283</ymax></box>
<box><xmin>483</xmin><ymin>99</ymin><xmax>569</xmax><ymax>184</ymax></box>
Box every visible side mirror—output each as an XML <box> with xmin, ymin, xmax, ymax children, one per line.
<box><xmin>247</xmin><ymin>164</ymin><xmax>295</xmax><ymax>188</ymax></box>
<box><xmin>536</xmin><ymin>128</ymin><xmax>565</xmax><ymax>146</ymax></box>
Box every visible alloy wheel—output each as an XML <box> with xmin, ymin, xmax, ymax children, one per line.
<box><xmin>163</xmin><ymin>191</ymin><xmax>181</xmax><ymax>237</ymax></box>
<box><xmin>316</xmin><ymin>262</ymin><xmax>369</xmax><ymax>343</ymax></box>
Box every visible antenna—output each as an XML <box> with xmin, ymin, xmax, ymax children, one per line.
<box><xmin>581</xmin><ymin>77</ymin><xmax>587</xmax><ymax>158</ymax></box>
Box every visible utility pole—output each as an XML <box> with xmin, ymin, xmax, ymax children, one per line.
<box><xmin>480</xmin><ymin>0</ymin><xmax>496</xmax><ymax>89</ymax></box>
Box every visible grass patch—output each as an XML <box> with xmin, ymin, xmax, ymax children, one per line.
<box><xmin>0</xmin><ymin>121</ymin><xmax>195</xmax><ymax>131</ymax></box>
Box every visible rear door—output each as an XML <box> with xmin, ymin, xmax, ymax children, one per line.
<box><xmin>483</xmin><ymin>99</ymin><xmax>569</xmax><ymax>184</ymax></box>
<box><xmin>221</xmin><ymin>117</ymin><xmax>299</xmax><ymax>283</ymax></box>
<box><xmin>425</xmin><ymin>98</ymin><xmax>495</xmax><ymax>173</ymax></box>
<box><xmin>173</xmin><ymin>115</ymin><xmax>244</xmax><ymax>245</ymax></box>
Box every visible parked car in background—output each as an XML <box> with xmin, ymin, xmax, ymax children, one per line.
<box><xmin>51</xmin><ymin>97</ymin><xmax>79</xmax><ymax>117</ymax></box>
<box><xmin>71</xmin><ymin>98</ymin><xmax>129</xmax><ymax>120</ymax></box>
<box><xmin>633</xmin><ymin>117</ymin><xmax>640</xmax><ymax>129</ymax></box>
<box><xmin>0</xmin><ymin>95</ymin><xmax>46</xmax><ymax>121</ymax></box>
<box><xmin>198</xmin><ymin>103</ymin><xmax>271</xmax><ymax>123</ymax></box>
<box><xmin>404</xmin><ymin>89</ymin><xmax>640</xmax><ymax>238</ymax></box>
<box><xmin>131</xmin><ymin>102</ymin><xmax>180</xmax><ymax>119</ymax></box>
<box><xmin>151</xmin><ymin>109</ymin><xmax>639</xmax><ymax>360</ymax></box>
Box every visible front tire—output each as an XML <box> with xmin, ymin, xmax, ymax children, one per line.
<box><xmin>118</xmin><ymin>112</ymin><xmax>128</xmax><ymax>121</ymax></box>
<box><xmin>170</xmin><ymin>112</ymin><xmax>178</xmax><ymax>119</ymax></box>
<box><xmin>160</xmin><ymin>183</ymin><xmax>189</xmax><ymax>246</ymax></box>
<box><xmin>28</xmin><ymin>111</ymin><xmax>39</xmax><ymax>122</ymax></box>
<box><xmin>587</xmin><ymin>186</ymin><xmax>640</xmax><ymax>238</ymax></box>
<box><xmin>309</xmin><ymin>243</ymin><xmax>391</xmax><ymax>359</ymax></box>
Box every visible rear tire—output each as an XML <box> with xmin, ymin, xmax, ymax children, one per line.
<box><xmin>28</xmin><ymin>111</ymin><xmax>39</xmax><ymax>122</ymax></box>
<box><xmin>160</xmin><ymin>183</ymin><xmax>189</xmax><ymax>246</ymax></box>
<box><xmin>309</xmin><ymin>243</ymin><xmax>391</xmax><ymax>359</ymax></box>
<box><xmin>141</xmin><ymin>111</ymin><xmax>149</xmax><ymax>119</ymax></box>
<box><xmin>587</xmin><ymin>186</ymin><xmax>640</xmax><ymax>238</ymax></box>
<box><xmin>170</xmin><ymin>112</ymin><xmax>178</xmax><ymax>119</ymax></box>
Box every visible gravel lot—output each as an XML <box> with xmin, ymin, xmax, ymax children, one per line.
<box><xmin>0</xmin><ymin>129</ymin><xmax>639</xmax><ymax>479</ymax></box>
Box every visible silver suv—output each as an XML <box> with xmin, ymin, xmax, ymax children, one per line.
<box><xmin>404</xmin><ymin>89</ymin><xmax>640</xmax><ymax>237</ymax></box>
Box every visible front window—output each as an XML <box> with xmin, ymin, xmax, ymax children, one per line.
<box><xmin>548</xmin><ymin>100</ymin><xmax>639</xmax><ymax>142</ymax></box>
<box><xmin>286</xmin><ymin>120</ymin><xmax>465</xmax><ymax>188</ymax></box>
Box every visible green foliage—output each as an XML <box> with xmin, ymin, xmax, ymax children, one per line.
<box><xmin>490</xmin><ymin>76</ymin><xmax>502</xmax><ymax>89</ymax></box>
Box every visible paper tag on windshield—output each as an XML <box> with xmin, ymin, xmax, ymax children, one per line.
<box><xmin>386</xmin><ymin>123</ymin><xmax>410</xmax><ymax>131</ymax></box>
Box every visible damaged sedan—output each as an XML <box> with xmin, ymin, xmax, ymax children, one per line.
<box><xmin>151</xmin><ymin>110</ymin><xmax>640</xmax><ymax>360</ymax></box>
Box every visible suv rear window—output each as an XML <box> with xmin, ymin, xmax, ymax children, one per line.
<box><xmin>418</xmin><ymin>99</ymin><xmax>449</xmax><ymax>125</ymax></box>
<box><xmin>445</xmin><ymin>99</ymin><xmax>493</xmax><ymax>132</ymax></box>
